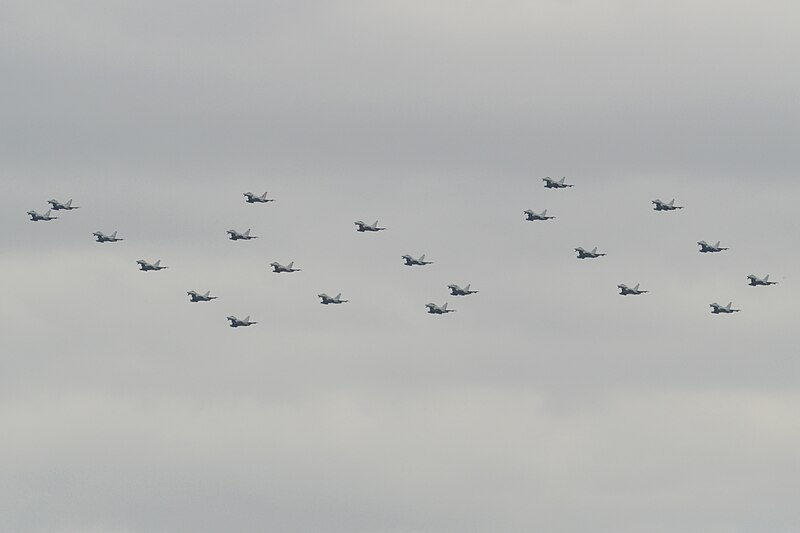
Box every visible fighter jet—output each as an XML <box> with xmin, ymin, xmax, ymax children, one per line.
<box><xmin>227</xmin><ymin>228</ymin><xmax>257</xmax><ymax>240</ymax></box>
<box><xmin>426</xmin><ymin>302</ymin><xmax>455</xmax><ymax>314</ymax></box>
<box><xmin>543</xmin><ymin>177</ymin><xmax>574</xmax><ymax>189</ymax></box>
<box><xmin>270</xmin><ymin>261</ymin><xmax>301</xmax><ymax>273</ymax></box>
<box><xmin>747</xmin><ymin>274</ymin><xmax>778</xmax><ymax>287</ymax></box>
<box><xmin>354</xmin><ymin>220</ymin><xmax>386</xmax><ymax>232</ymax></box>
<box><xmin>48</xmin><ymin>199</ymin><xmax>79</xmax><ymax>210</ymax></box>
<box><xmin>136</xmin><ymin>259</ymin><xmax>167</xmax><ymax>271</ymax></box>
<box><xmin>27</xmin><ymin>209</ymin><xmax>58</xmax><ymax>221</ymax></box>
<box><xmin>93</xmin><ymin>231</ymin><xmax>123</xmax><ymax>243</ymax></box>
<box><xmin>187</xmin><ymin>290</ymin><xmax>218</xmax><ymax>302</ymax></box>
<box><xmin>402</xmin><ymin>254</ymin><xmax>433</xmax><ymax>266</ymax></box>
<box><xmin>652</xmin><ymin>198</ymin><xmax>683</xmax><ymax>211</ymax></box>
<box><xmin>618</xmin><ymin>283</ymin><xmax>648</xmax><ymax>295</ymax></box>
<box><xmin>710</xmin><ymin>302</ymin><xmax>740</xmax><ymax>314</ymax></box>
<box><xmin>227</xmin><ymin>315</ymin><xmax>256</xmax><ymax>327</ymax></box>
<box><xmin>575</xmin><ymin>246</ymin><xmax>606</xmax><ymax>259</ymax></box>
<box><xmin>524</xmin><ymin>209</ymin><xmax>555</xmax><ymax>221</ymax></box>
<box><xmin>243</xmin><ymin>192</ymin><xmax>274</xmax><ymax>203</ymax></box>
<box><xmin>697</xmin><ymin>240</ymin><xmax>728</xmax><ymax>253</ymax></box>
<box><xmin>318</xmin><ymin>293</ymin><xmax>348</xmax><ymax>304</ymax></box>
<box><xmin>448</xmin><ymin>284</ymin><xmax>478</xmax><ymax>296</ymax></box>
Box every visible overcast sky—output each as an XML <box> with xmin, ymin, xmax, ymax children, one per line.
<box><xmin>2</xmin><ymin>1</ymin><xmax>800</xmax><ymax>532</ymax></box>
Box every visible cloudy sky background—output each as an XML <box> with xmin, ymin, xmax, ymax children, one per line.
<box><xmin>2</xmin><ymin>1</ymin><xmax>799</xmax><ymax>532</ymax></box>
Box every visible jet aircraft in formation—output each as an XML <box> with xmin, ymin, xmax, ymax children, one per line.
<box><xmin>187</xmin><ymin>290</ymin><xmax>217</xmax><ymax>302</ymax></box>
<box><xmin>93</xmin><ymin>231</ymin><xmax>123</xmax><ymax>243</ymax></box>
<box><xmin>136</xmin><ymin>259</ymin><xmax>167</xmax><ymax>271</ymax></box>
<box><xmin>271</xmin><ymin>261</ymin><xmax>301</xmax><ymax>273</ymax></box>
<box><xmin>318</xmin><ymin>293</ymin><xmax>348</xmax><ymax>304</ymax></box>
<box><xmin>524</xmin><ymin>209</ymin><xmax>555</xmax><ymax>221</ymax></box>
<box><xmin>747</xmin><ymin>274</ymin><xmax>777</xmax><ymax>287</ymax></box>
<box><xmin>48</xmin><ymin>199</ymin><xmax>79</xmax><ymax>210</ymax></box>
<box><xmin>227</xmin><ymin>315</ymin><xmax>256</xmax><ymax>327</ymax></box>
<box><xmin>697</xmin><ymin>240</ymin><xmax>728</xmax><ymax>253</ymax></box>
<box><xmin>543</xmin><ymin>177</ymin><xmax>573</xmax><ymax>188</ymax></box>
<box><xmin>575</xmin><ymin>246</ymin><xmax>605</xmax><ymax>259</ymax></box>
<box><xmin>710</xmin><ymin>302</ymin><xmax>740</xmax><ymax>314</ymax></box>
<box><xmin>27</xmin><ymin>209</ymin><xmax>58</xmax><ymax>221</ymax></box>
<box><xmin>652</xmin><ymin>198</ymin><xmax>683</xmax><ymax>211</ymax></box>
<box><xmin>448</xmin><ymin>284</ymin><xmax>478</xmax><ymax>296</ymax></box>
<box><xmin>227</xmin><ymin>228</ymin><xmax>257</xmax><ymax>240</ymax></box>
<box><xmin>243</xmin><ymin>192</ymin><xmax>274</xmax><ymax>203</ymax></box>
<box><xmin>402</xmin><ymin>254</ymin><xmax>432</xmax><ymax>266</ymax></box>
<box><xmin>426</xmin><ymin>302</ymin><xmax>454</xmax><ymax>314</ymax></box>
<box><xmin>618</xmin><ymin>283</ymin><xmax>648</xmax><ymax>295</ymax></box>
<box><xmin>354</xmin><ymin>220</ymin><xmax>386</xmax><ymax>232</ymax></box>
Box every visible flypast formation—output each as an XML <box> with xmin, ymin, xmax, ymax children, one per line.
<box><xmin>27</xmin><ymin>179</ymin><xmax>781</xmax><ymax>326</ymax></box>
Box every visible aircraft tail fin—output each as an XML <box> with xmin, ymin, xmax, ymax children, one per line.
<box><xmin>335</xmin><ymin>293</ymin><xmax>341</xmax><ymax>300</ymax></box>
<box><xmin>244</xmin><ymin>316</ymin><xmax>250</xmax><ymax>322</ymax></box>
<box><xmin>244</xmin><ymin>229</ymin><xmax>251</xmax><ymax>237</ymax></box>
<box><xmin>419</xmin><ymin>254</ymin><xmax>425</xmax><ymax>262</ymax></box>
<box><xmin>204</xmin><ymin>291</ymin><xmax>210</xmax><ymax>297</ymax></box>
<box><xmin>45</xmin><ymin>209</ymin><xmax>52</xmax><ymax>216</ymax></box>
<box><xmin>154</xmin><ymin>260</ymin><xmax>161</xmax><ymax>267</ymax></box>
<box><xmin>260</xmin><ymin>192</ymin><xmax>268</xmax><ymax>200</ymax></box>
<box><xmin>66</xmin><ymin>199</ymin><xmax>72</xmax><ymax>207</ymax></box>
<box><xmin>726</xmin><ymin>302</ymin><xmax>732</xmax><ymax>309</ymax></box>
<box><xmin>288</xmin><ymin>262</ymin><xmax>294</xmax><ymax>269</ymax></box>
<box><xmin>634</xmin><ymin>283</ymin><xmax>639</xmax><ymax>291</ymax></box>
<box><xmin>714</xmin><ymin>241</ymin><xmax>720</xmax><ymax>248</ymax></box>
<box><xmin>764</xmin><ymin>274</ymin><xmax>769</xmax><ymax>282</ymax></box>
<box><xmin>442</xmin><ymin>302</ymin><xmax>448</xmax><ymax>310</ymax></box>
<box><xmin>372</xmin><ymin>220</ymin><xmax>379</xmax><ymax>227</ymax></box>
<box><xmin>559</xmin><ymin>177</ymin><xmax>566</xmax><ymax>184</ymax></box>
<box><xmin>110</xmin><ymin>231</ymin><xmax>117</xmax><ymax>238</ymax></box>
<box><xmin>591</xmin><ymin>247</ymin><xmax>597</xmax><ymax>254</ymax></box>
<box><xmin>465</xmin><ymin>284</ymin><xmax>470</xmax><ymax>291</ymax></box>
<box><xmin>669</xmin><ymin>199</ymin><xmax>675</xmax><ymax>207</ymax></box>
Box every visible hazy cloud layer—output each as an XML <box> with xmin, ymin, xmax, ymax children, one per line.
<box><xmin>2</xmin><ymin>1</ymin><xmax>799</xmax><ymax>532</ymax></box>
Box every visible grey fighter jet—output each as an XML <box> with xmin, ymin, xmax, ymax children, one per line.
<box><xmin>270</xmin><ymin>261</ymin><xmax>301</xmax><ymax>273</ymax></box>
<box><xmin>448</xmin><ymin>284</ymin><xmax>478</xmax><ymax>296</ymax></box>
<box><xmin>652</xmin><ymin>198</ymin><xmax>683</xmax><ymax>211</ymax></box>
<box><xmin>402</xmin><ymin>254</ymin><xmax>433</xmax><ymax>266</ymax></box>
<box><xmin>93</xmin><ymin>231</ymin><xmax>123</xmax><ymax>242</ymax></box>
<box><xmin>187</xmin><ymin>290</ymin><xmax>218</xmax><ymax>302</ymax></box>
<box><xmin>27</xmin><ymin>209</ymin><xmax>58</xmax><ymax>221</ymax></box>
<box><xmin>48</xmin><ymin>199</ymin><xmax>79</xmax><ymax>210</ymax></box>
<box><xmin>227</xmin><ymin>228</ymin><xmax>257</xmax><ymax>240</ymax></box>
<box><xmin>318</xmin><ymin>293</ymin><xmax>348</xmax><ymax>304</ymax></box>
<box><xmin>354</xmin><ymin>220</ymin><xmax>386</xmax><ymax>232</ymax></box>
<box><xmin>697</xmin><ymin>240</ymin><xmax>728</xmax><ymax>253</ymax></box>
<box><xmin>543</xmin><ymin>177</ymin><xmax>574</xmax><ymax>188</ymax></box>
<box><xmin>618</xmin><ymin>283</ymin><xmax>648</xmax><ymax>295</ymax></box>
<box><xmin>136</xmin><ymin>259</ymin><xmax>167</xmax><ymax>271</ymax></box>
<box><xmin>524</xmin><ymin>209</ymin><xmax>555</xmax><ymax>221</ymax></box>
<box><xmin>426</xmin><ymin>302</ymin><xmax>455</xmax><ymax>314</ymax></box>
<box><xmin>710</xmin><ymin>302</ymin><xmax>740</xmax><ymax>314</ymax></box>
<box><xmin>227</xmin><ymin>315</ymin><xmax>256</xmax><ymax>327</ymax></box>
<box><xmin>575</xmin><ymin>246</ymin><xmax>606</xmax><ymax>259</ymax></box>
<box><xmin>747</xmin><ymin>274</ymin><xmax>777</xmax><ymax>287</ymax></box>
<box><xmin>244</xmin><ymin>192</ymin><xmax>274</xmax><ymax>203</ymax></box>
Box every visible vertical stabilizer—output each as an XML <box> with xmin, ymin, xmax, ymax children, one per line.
<box><xmin>154</xmin><ymin>260</ymin><xmax>161</xmax><ymax>267</ymax></box>
<box><xmin>442</xmin><ymin>303</ymin><xmax>448</xmax><ymax>310</ymax></box>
